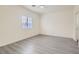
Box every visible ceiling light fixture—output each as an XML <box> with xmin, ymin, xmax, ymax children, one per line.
<box><xmin>32</xmin><ymin>5</ymin><xmax>36</xmax><ymax>7</ymax></box>
<box><xmin>32</xmin><ymin>5</ymin><xmax>45</xmax><ymax>8</ymax></box>
<box><xmin>39</xmin><ymin>5</ymin><xmax>44</xmax><ymax>8</ymax></box>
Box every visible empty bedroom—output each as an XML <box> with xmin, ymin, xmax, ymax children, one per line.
<box><xmin>0</xmin><ymin>5</ymin><xmax>79</xmax><ymax>54</ymax></box>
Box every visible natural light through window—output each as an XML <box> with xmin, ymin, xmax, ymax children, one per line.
<box><xmin>22</xmin><ymin>16</ymin><xmax>32</xmax><ymax>29</ymax></box>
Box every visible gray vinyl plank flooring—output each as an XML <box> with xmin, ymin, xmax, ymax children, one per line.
<box><xmin>0</xmin><ymin>34</ymin><xmax>79</xmax><ymax>54</ymax></box>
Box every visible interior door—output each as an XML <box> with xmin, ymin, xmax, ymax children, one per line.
<box><xmin>76</xmin><ymin>13</ymin><xmax>79</xmax><ymax>42</ymax></box>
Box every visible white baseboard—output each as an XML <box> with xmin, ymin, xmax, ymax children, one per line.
<box><xmin>40</xmin><ymin>33</ymin><xmax>74</xmax><ymax>40</ymax></box>
<box><xmin>0</xmin><ymin>34</ymin><xmax>39</xmax><ymax>47</ymax></box>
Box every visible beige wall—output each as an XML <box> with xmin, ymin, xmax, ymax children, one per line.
<box><xmin>74</xmin><ymin>6</ymin><xmax>79</xmax><ymax>14</ymax></box>
<box><xmin>40</xmin><ymin>9</ymin><xmax>74</xmax><ymax>39</ymax></box>
<box><xmin>0</xmin><ymin>6</ymin><xmax>40</xmax><ymax>46</ymax></box>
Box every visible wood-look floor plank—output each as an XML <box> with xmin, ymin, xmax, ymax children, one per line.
<box><xmin>0</xmin><ymin>34</ymin><xmax>79</xmax><ymax>54</ymax></box>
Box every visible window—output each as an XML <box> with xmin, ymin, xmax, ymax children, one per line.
<box><xmin>22</xmin><ymin>16</ymin><xmax>32</xmax><ymax>29</ymax></box>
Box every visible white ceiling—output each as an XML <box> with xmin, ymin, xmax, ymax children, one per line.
<box><xmin>24</xmin><ymin>5</ymin><xmax>74</xmax><ymax>14</ymax></box>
